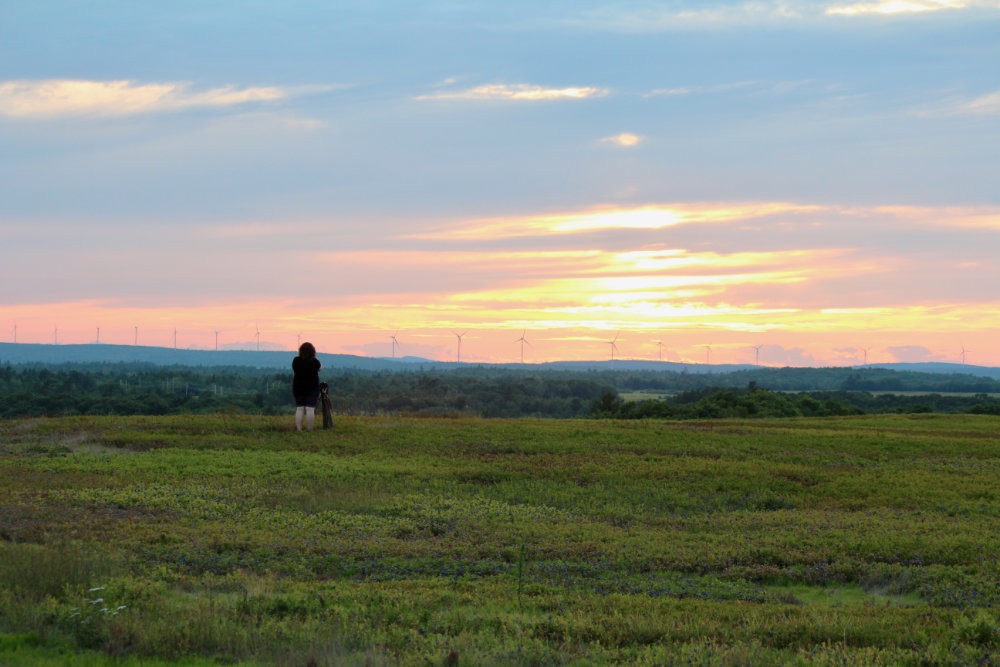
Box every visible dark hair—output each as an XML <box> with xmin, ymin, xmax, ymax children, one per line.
<box><xmin>298</xmin><ymin>342</ymin><xmax>316</xmax><ymax>359</ymax></box>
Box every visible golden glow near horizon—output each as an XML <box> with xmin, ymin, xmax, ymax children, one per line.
<box><xmin>3</xmin><ymin>298</ymin><xmax>996</xmax><ymax>365</ymax></box>
<box><xmin>4</xmin><ymin>202</ymin><xmax>1000</xmax><ymax>365</ymax></box>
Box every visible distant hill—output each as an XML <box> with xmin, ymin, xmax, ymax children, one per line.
<box><xmin>534</xmin><ymin>360</ymin><xmax>756</xmax><ymax>374</ymax></box>
<box><xmin>1</xmin><ymin>343</ymin><xmax>999</xmax><ymax>381</ymax></box>
<box><xmin>862</xmin><ymin>362</ymin><xmax>1000</xmax><ymax>381</ymax></box>
<box><xmin>0</xmin><ymin>343</ymin><xmax>439</xmax><ymax>371</ymax></box>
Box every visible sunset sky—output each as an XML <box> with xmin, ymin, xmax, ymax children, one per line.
<box><xmin>2</xmin><ymin>1</ymin><xmax>998</xmax><ymax>366</ymax></box>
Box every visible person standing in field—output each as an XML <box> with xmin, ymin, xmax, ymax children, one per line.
<box><xmin>292</xmin><ymin>342</ymin><xmax>322</xmax><ymax>431</ymax></box>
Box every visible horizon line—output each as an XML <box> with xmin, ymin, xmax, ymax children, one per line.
<box><xmin>0</xmin><ymin>341</ymin><xmax>995</xmax><ymax>371</ymax></box>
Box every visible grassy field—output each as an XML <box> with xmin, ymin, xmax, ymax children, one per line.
<box><xmin>617</xmin><ymin>391</ymin><xmax>674</xmax><ymax>402</ymax></box>
<box><xmin>2</xmin><ymin>414</ymin><xmax>1000</xmax><ymax>665</ymax></box>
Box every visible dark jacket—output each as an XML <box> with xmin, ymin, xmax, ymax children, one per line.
<box><xmin>292</xmin><ymin>356</ymin><xmax>321</xmax><ymax>395</ymax></box>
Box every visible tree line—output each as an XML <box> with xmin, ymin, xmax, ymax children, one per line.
<box><xmin>0</xmin><ymin>365</ymin><xmax>614</xmax><ymax>419</ymax></box>
<box><xmin>589</xmin><ymin>384</ymin><xmax>1000</xmax><ymax>420</ymax></box>
<box><xmin>1</xmin><ymin>363</ymin><xmax>998</xmax><ymax>420</ymax></box>
<box><xmin>600</xmin><ymin>366</ymin><xmax>1000</xmax><ymax>394</ymax></box>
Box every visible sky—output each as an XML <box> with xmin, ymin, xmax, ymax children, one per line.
<box><xmin>1</xmin><ymin>0</ymin><xmax>998</xmax><ymax>366</ymax></box>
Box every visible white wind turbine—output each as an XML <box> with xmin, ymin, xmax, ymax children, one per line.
<box><xmin>961</xmin><ymin>345</ymin><xmax>970</xmax><ymax>365</ymax></box>
<box><xmin>134</xmin><ymin>325</ymin><xmax>138</xmax><ymax>346</ymax></box>
<box><xmin>54</xmin><ymin>326</ymin><xmax>58</xmax><ymax>345</ymax></box>
<box><xmin>654</xmin><ymin>339</ymin><xmax>664</xmax><ymax>362</ymax></box>
<box><xmin>173</xmin><ymin>328</ymin><xmax>178</xmax><ymax>349</ymax></box>
<box><xmin>608</xmin><ymin>333</ymin><xmax>620</xmax><ymax>363</ymax></box>
<box><xmin>215</xmin><ymin>331</ymin><xmax>220</xmax><ymax>351</ymax></box>
<box><xmin>255</xmin><ymin>323</ymin><xmax>261</xmax><ymax>351</ymax></box>
<box><xmin>862</xmin><ymin>346</ymin><xmax>872</xmax><ymax>366</ymax></box>
<box><xmin>704</xmin><ymin>345</ymin><xmax>712</xmax><ymax>365</ymax></box>
<box><xmin>515</xmin><ymin>330</ymin><xmax>531</xmax><ymax>363</ymax></box>
<box><xmin>752</xmin><ymin>344</ymin><xmax>762</xmax><ymax>367</ymax></box>
<box><xmin>96</xmin><ymin>327</ymin><xmax>100</xmax><ymax>344</ymax></box>
<box><xmin>390</xmin><ymin>331</ymin><xmax>401</xmax><ymax>358</ymax></box>
<box><xmin>453</xmin><ymin>331</ymin><xmax>468</xmax><ymax>363</ymax></box>
<box><xmin>12</xmin><ymin>323</ymin><xmax>16</xmax><ymax>344</ymax></box>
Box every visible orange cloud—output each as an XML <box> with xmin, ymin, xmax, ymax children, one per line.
<box><xmin>0</xmin><ymin>79</ymin><xmax>298</xmax><ymax>118</ymax></box>
<box><xmin>600</xmin><ymin>133</ymin><xmax>643</xmax><ymax>147</ymax></box>
<box><xmin>871</xmin><ymin>205</ymin><xmax>1000</xmax><ymax>228</ymax></box>
<box><xmin>414</xmin><ymin>83</ymin><xmax>609</xmax><ymax>102</ymax></box>
<box><xmin>409</xmin><ymin>202</ymin><xmax>822</xmax><ymax>240</ymax></box>
<box><xmin>959</xmin><ymin>91</ymin><xmax>1000</xmax><ymax>115</ymax></box>
<box><xmin>826</xmin><ymin>0</ymin><xmax>967</xmax><ymax>15</ymax></box>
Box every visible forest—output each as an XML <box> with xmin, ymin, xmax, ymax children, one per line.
<box><xmin>591</xmin><ymin>385</ymin><xmax>1000</xmax><ymax>419</ymax></box>
<box><xmin>0</xmin><ymin>365</ymin><xmax>613</xmax><ymax>419</ymax></box>
<box><xmin>607</xmin><ymin>365</ymin><xmax>1000</xmax><ymax>393</ymax></box>
<box><xmin>1</xmin><ymin>362</ymin><xmax>999</xmax><ymax>419</ymax></box>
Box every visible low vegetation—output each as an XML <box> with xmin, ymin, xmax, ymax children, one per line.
<box><xmin>2</xmin><ymin>414</ymin><xmax>1000</xmax><ymax>664</ymax></box>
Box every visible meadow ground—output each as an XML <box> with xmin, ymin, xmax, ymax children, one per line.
<box><xmin>1</xmin><ymin>414</ymin><xmax>1000</xmax><ymax>665</ymax></box>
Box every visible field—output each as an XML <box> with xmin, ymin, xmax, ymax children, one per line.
<box><xmin>617</xmin><ymin>391</ymin><xmax>674</xmax><ymax>402</ymax></box>
<box><xmin>2</xmin><ymin>414</ymin><xmax>1000</xmax><ymax>665</ymax></box>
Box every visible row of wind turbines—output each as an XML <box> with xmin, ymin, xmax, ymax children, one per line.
<box><xmin>609</xmin><ymin>334</ymin><xmax>747</xmax><ymax>366</ymax></box>
<box><xmin>6</xmin><ymin>323</ymin><xmax>980</xmax><ymax>366</ymax></box>
<box><xmin>10</xmin><ymin>323</ymin><xmax>285</xmax><ymax>353</ymax></box>
<box><xmin>390</xmin><ymin>330</ymin><xmax>524</xmax><ymax>363</ymax></box>
<box><xmin>388</xmin><ymin>330</ymin><xmax>977</xmax><ymax>367</ymax></box>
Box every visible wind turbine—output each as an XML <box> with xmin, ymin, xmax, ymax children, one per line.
<box><xmin>96</xmin><ymin>327</ymin><xmax>100</xmax><ymax>344</ymax></box>
<box><xmin>390</xmin><ymin>331</ymin><xmax>401</xmax><ymax>359</ymax></box>
<box><xmin>255</xmin><ymin>323</ymin><xmax>261</xmax><ymax>351</ymax></box>
<box><xmin>752</xmin><ymin>344</ymin><xmax>762</xmax><ymax>367</ymax></box>
<box><xmin>297</xmin><ymin>332</ymin><xmax>302</xmax><ymax>347</ymax></box>
<box><xmin>515</xmin><ymin>330</ymin><xmax>531</xmax><ymax>363</ymax></box>
<box><xmin>654</xmin><ymin>339</ymin><xmax>664</xmax><ymax>362</ymax></box>
<box><xmin>961</xmin><ymin>345</ymin><xmax>970</xmax><ymax>365</ymax></box>
<box><xmin>608</xmin><ymin>333</ymin><xmax>620</xmax><ymax>363</ymax></box>
<box><xmin>173</xmin><ymin>328</ymin><xmax>178</xmax><ymax>349</ymax></box>
<box><xmin>12</xmin><ymin>323</ymin><xmax>16</xmax><ymax>344</ymax></box>
<box><xmin>134</xmin><ymin>325</ymin><xmax>138</xmax><ymax>346</ymax></box>
<box><xmin>453</xmin><ymin>331</ymin><xmax>468</xmax><ymax>362</ymax></box>
<box><xmin>215</xmin><ymin>331</ymin><xmax>220</xmax><ymax>351</ymax></box>
<box><xmin>862</xmin><ymin>346</ymin><xmax>872</xmax><ymax>366</ymax></box>
<box><xmin>704</xmin><ymin>345</ymin><xmax>712</xmax><ymax>365</ymax></box>
<box><xmin>54</xmin><ymin>326</ymin><xmax>58</xmax><ymax>345</ymax></box>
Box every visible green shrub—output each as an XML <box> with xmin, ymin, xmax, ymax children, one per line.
<box><xmin>953</xmin><ymin>610</ymin><xmax>999</xmax><ymax>647</ymax></box>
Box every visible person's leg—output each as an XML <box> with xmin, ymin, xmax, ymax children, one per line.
<box><xmin>304</xmin><ymin>407</ymin><xmax>315</xmax><ymax>431</ymax></box>
<box><xmin>295</xmin><ymin>407</ymin><xmax>304</xmax><ymax>431</ymax></box>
